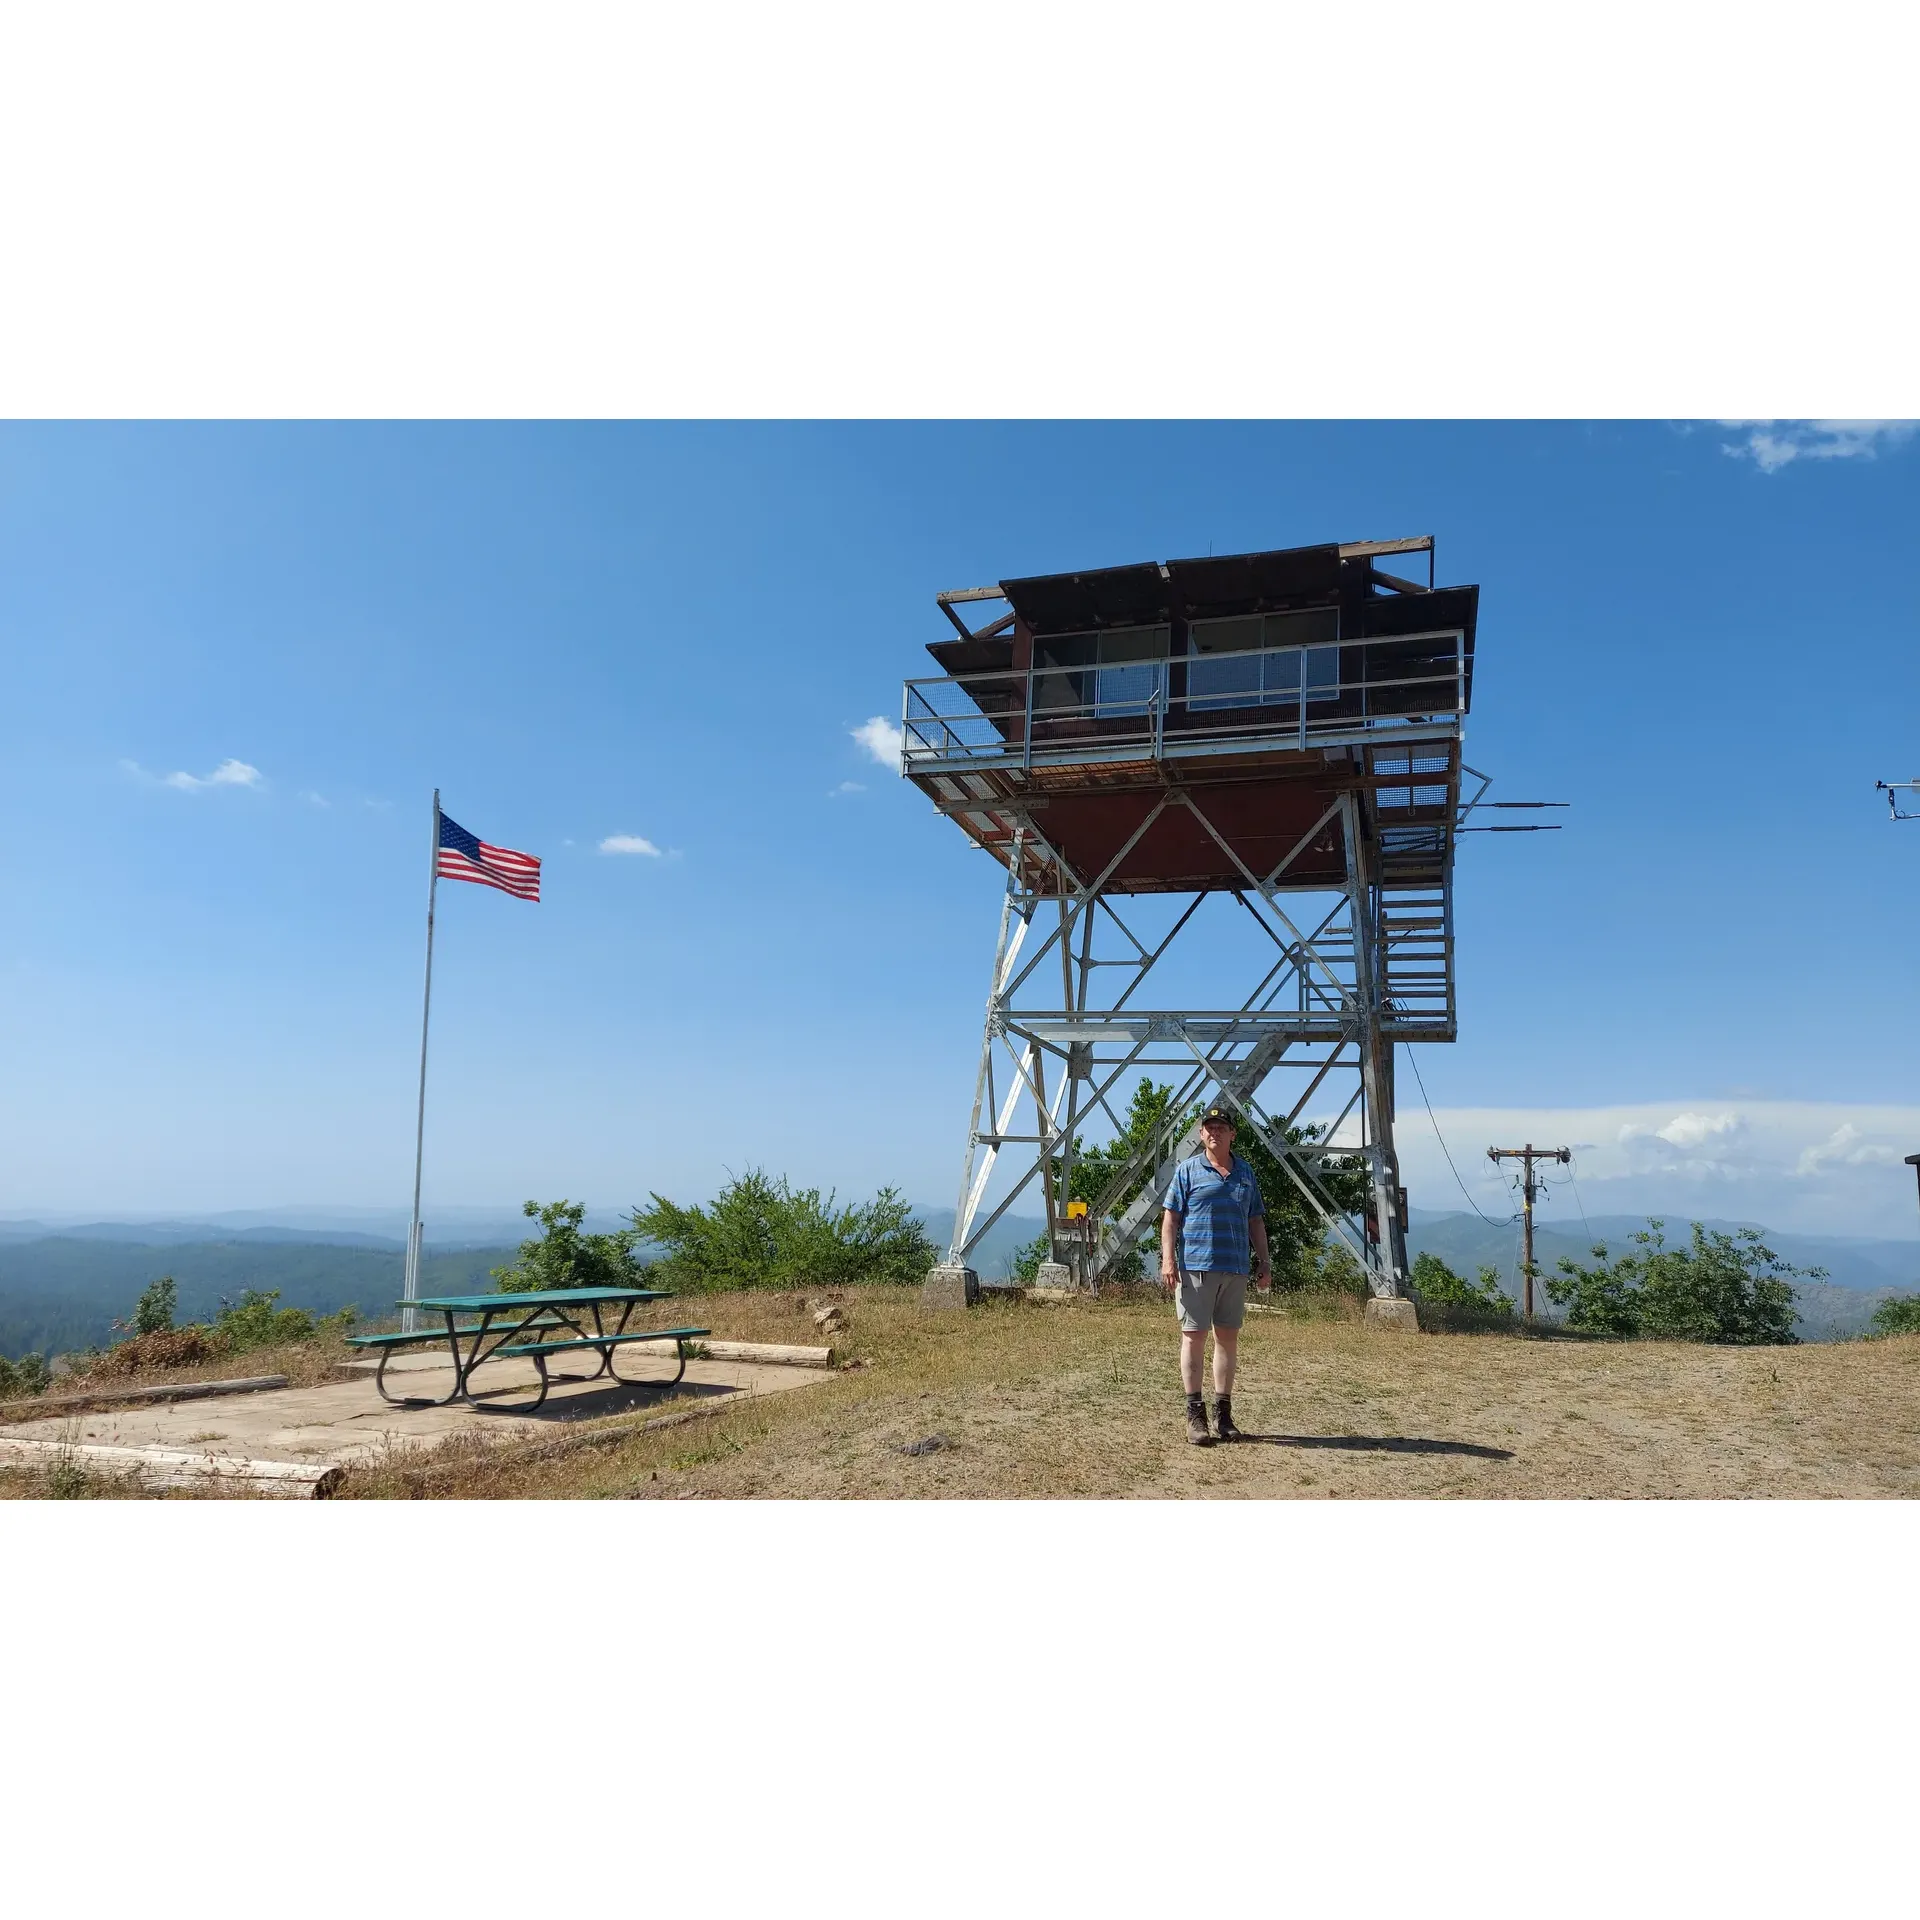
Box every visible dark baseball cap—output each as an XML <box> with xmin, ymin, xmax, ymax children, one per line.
<box><xmin>1198</xmin><ymin>1102</ymin><xmax>1239</xmax><ymax>1128</ymax></box>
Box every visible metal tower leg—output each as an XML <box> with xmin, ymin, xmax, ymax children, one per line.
<box><xmin>925</xmin><ymin>829</ymin><xmax>1031</xmax><ymax>1309</ymax></box>
<box><xmin>1341</xmin><ymin>791</ymin><xmax>1409</xmax><ymax>1300</ymax></box>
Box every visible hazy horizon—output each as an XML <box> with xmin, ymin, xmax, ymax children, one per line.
<box><xmin>12</xmin><ymin>1088</ymin><xmax>1920</xmax><ymax>1238</ymax></box>
<box><xmin>5</xmin><ymin>1191</ymin><xmax>1918</xmax><ymax>1251</ymax></box>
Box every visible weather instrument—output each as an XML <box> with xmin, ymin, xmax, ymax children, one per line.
<box><xmin>1876</xmin><ymin>779</ymin><xmax>1920</xmax><ymax>821</ymax></box>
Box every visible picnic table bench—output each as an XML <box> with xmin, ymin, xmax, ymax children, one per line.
<box><xmin>346</xmin><ymin>1288</ymin><xmax>709</xmax><ymax>1411</ymax></box>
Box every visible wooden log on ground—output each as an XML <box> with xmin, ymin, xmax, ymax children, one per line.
<box><xmin>2</xmin><ymin>1375</ymin><xmax>290</xmax><ymax>1418</ymax></box>
<box><xmin>697</xmin><ymin>1340</ymin><xmax>834</xmax><ymax>1368</ymax></box>
<box><xmin>0</xmin><ymin>1437</ymin><xmax>344</xmax><ymax>1498</ymax></box>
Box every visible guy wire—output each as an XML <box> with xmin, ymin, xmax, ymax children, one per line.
<box><xmin>1405</xmin><ymin>1047</ymin><xmax>1519</xmax><ymax>1230</ymax></box>
<box><xmin>1564</xmin><ymin>1155</ymin><xmax>1597</xmax><ymax>1246</ymax></box>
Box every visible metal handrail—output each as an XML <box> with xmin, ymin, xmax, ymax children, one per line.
<box><xmin>901</xmin><ymin>628</ymin><xmax>1468</xmax><ymax>767</ymax></box>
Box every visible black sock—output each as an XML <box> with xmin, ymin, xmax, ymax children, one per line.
<box><xmin>1185</xmin><ymin>1390</ymin><xmax>1205</xmax><ymax>1410</ymax></box>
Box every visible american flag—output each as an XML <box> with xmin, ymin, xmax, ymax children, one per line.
<box><xmin>437</xmin><ymin>810</ymin><xmax>540</xmax><ymax>901</ymax></box>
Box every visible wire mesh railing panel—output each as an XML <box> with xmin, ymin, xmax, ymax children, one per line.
<box><xmin>903</xmin><ymin>631</ymin><xmax>1467</xmax><ymax>772</ymax></box>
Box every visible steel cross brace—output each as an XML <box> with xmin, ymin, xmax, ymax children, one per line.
<box><xmin>942</xmin><ymin>785</ymin><xmax>1413</xmax><ymax>1295</ymax></box>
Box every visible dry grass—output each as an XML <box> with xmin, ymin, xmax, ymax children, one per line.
<box><xmin>0</xmin><ymin>1327</ymin><xmax>364</xmax><ymax>1425</ymax></box>
<box><xmin>331</xmin><ymin>1286</ymin><xmax>1920</xmax><ymax>1501</ymax></box>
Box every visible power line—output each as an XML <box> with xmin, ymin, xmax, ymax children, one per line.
<box><xmin>1534</xmin><ymin>1155</ymin><xmax>1597</xmax><ymax>1244</ymax></box>
<box><xmin>1562</xmin><ymin>1156</ymin><xmax>1596</xmax><ymax>1245</ymax></box>
<box><xmin>1405</xmin><ymin>1048</ymin><xmax>1518</xmax><ymax>1230</ymax></box>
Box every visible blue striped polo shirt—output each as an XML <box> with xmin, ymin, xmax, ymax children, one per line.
<box><xmin>1163</xmin><ymin>1152</ymin><xmax>1265</xmax><ymax>1273</ymax></box>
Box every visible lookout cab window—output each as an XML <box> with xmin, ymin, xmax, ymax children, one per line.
<box><xmin>1188</xmin><ymin>609</ymin><xmax>1339</xmax><ymax>712</ymax></box>
<box><xmin>1032</xmin><ymin>626</ymin><xmax>1168</xmax><ymax>718</ymax></box>
<box><xmin>1031</xmin><ymin>632</ymin><xmax>1094</xmax><ymax>712</ymax></box>
<box><xmin>1094</xmin><ymin>624</ymin><xmax>1168</xmax><ymax>716</ymax></box>
<box><xmin>1187</xmin><ymin>617</ymin><xmax>1262</xmax><ymax>710</ymax></box>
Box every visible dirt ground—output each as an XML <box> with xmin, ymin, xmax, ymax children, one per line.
<box><xmin>322</xmin><ymin>1286</ymin><xmax>1920</xmax><ymax>1500</ymax></box>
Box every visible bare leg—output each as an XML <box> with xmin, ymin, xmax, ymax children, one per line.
<box><xmin>1213</xmin><ymin>1325</ymin><xmax>1238</xmax><ymax>1395</ymax></box>
<box><xmin>1180</xmin><ymin>1328</ymin><xmax>1207</xmax><ymax>1394</ymax></box>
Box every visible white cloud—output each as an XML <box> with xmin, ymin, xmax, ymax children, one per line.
<box><xmin>1795</xmin><ymin>1123</ymin><xmax>1900</xmax><ymax>1176</ymax></box>
<box><xmin>851</xmin><ymin>715</ymin><xmax>904</xmax><ymax>768</ymax></box>
<box><xmin>599</xmin><ymin>834</ymin><xmax>661</xmax><ymax>856</ymax></box>
<box><xmin>163</xmin><ymin>758</ymin><xmax>262</xmax><ymax>792</ymax></box>
<box><xmin>1720</xmin><ymin>420</ymin><xmax>1915</xmax><ymax>473</ymax></box>
<box><xmin>301</xmin><ymin>790</ymin><xmax>329</xmax><ymax>808</ymax></box>
<box><xmin>829</xmin><ymin>780</ymin><xmax>866</xmax><ymax>797</ymax></box>
<box><xmin>1378</xmin><ymin>1099</ymin><xmax>1920</xmax><ymax>1237</ymax></box>
<box><xmin>1644</xmin><ymin>1111</ymin><xmax>1741</xmax><ymax>1149</ymax></box>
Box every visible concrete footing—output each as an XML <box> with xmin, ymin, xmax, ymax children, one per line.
<box><xmin>921</xmin><ymin>1263</ymin><xmax>981</xmax><ymax>1311</ymax></box>
<box><xmin>1364</xmin><ymin>1295</ymin><xmax>1420</xmax><ymax>1332</ymax></box>
<box><xmin>1032</xmin><ymin>1261</ymin><xmax>1075</xmax><ymax>1290</ymax></box>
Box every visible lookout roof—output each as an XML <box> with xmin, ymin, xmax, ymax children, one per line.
<box><xmin>944</xmin><ymin>536</ymin><xmax>1438</xmax><ymax>639</ymax></box>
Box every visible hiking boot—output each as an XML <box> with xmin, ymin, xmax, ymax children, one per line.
<box><xmin>1214</xmin><ymin>1394</ymin><xmax>1241</xmax><ymax>1443</ymax></box>
<box><xmin>1185</xmin><ymin>1392</ymin><xmax>1213</xmax><ymax>1446</ymax></box>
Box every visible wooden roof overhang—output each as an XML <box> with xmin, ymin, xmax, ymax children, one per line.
<box><xmin>908</xmin><ymin>747</ymin><xmax>1455</xmax><ymax>897</ymax></box>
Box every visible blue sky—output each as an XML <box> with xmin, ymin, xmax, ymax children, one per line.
<box><xmin>3</xmin><ymin>420</ymin><xmax>1916</xmax><ymax>1234</ymax></box>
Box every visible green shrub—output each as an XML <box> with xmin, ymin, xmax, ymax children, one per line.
<box><xmin>1010</xmin><ymin>1233</ymin><xmax>1049</xmax><ymax>1284</ymax></box>
<box><xmin>209</xmin><ymin>1289</ymin><xmax>354</xmax><ymax>1354</ymax></box>
<box><xmin>632</xmin><ymin>1171</ymin><xmax>936</xmax><ymax>1292</ymax></box>
<box><xmin>1543</xmin><ymin>1247</ymin><xmax>1644</xmax><ymax>1336</ymax></box>
<box><xmin>1409</xmin><ymin>1252</ymin><xmax>1514</xmax><ymax>1315</ymax></box>
<box><xmin>130</xmin><ymin>1274</ymin><xmax>177</xmax><ymax>1336</ymax></box>
<box><xmin>0</xmin><ymin>1350</ymin><xmax>52</xmax><ymax>1398</ymax></box>
<box><xmin>1280</xmin><ymin>1237</ymin><xmax>1371</xmax><ymax>1298</ymax></box>
<box><xmin>492</xmin><ymin>1199</ymin><xmax>647</xmax><ymax>1294</ymax></box>
<box><xmin>1545</xmin><ymin>1221</ymin><xmax>1810</xmax><ymax>1344</ymax></box>
<box><xmin>1869</xmin><ymin>1296</ymin><xmax>1920</xmax><ymax>1337</ymax></box>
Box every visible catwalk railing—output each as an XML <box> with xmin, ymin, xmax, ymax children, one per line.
<box><xmin>902</xmin><ymin>628</ymin><xmax>1468</xmax><ymax>772</ymax></box>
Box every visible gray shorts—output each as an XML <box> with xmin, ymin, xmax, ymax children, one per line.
<box><xmin>1175</xmin><ymin>1270</ymin><xmax>1249</xmax><ymax>1333</ymax></box>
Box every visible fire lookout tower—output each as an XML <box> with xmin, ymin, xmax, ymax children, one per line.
<box><xmin>902</xmin><ymin>536</ymin><xmax>1482</xmax><ymax>1306</ymax></box>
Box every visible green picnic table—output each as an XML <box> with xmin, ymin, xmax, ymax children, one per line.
<box><xmin>345</xmin><ymin>1288</ymin><xmax>709</xmax><ymax>1412</ymax></box>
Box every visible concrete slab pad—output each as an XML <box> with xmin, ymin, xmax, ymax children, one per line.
<box><xmin>0</xmin><ymin>1350</ymin><xmax>832</xmax><ymax>1473</ymax></box>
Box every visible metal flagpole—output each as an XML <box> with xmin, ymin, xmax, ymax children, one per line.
<box><xmin>402</xmin><ymin>788</ymin><xmax>441</xmax><ymax>1334</ymax></box>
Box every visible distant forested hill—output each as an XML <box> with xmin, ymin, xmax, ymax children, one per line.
<box><xmin>0</xmin><ymin>1239</ymin><xmax>517</xmax><ymax>1359</ymax></box>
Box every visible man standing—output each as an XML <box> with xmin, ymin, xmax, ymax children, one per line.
<box><xmin>1162</xmin><ymin>1101</ymin><xmax>1272</xmax><ymax>1445</ymax></box>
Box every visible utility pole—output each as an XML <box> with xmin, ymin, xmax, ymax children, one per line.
<box><xmin>1487</xmin><ymin>1142</ymin><xmax>1570</xmax><ymax>1319</ymax></box>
